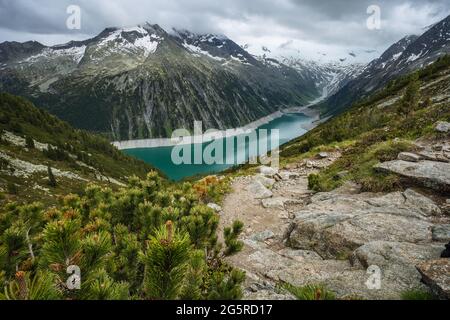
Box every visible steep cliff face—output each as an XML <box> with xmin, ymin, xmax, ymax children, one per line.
<box><xmin>0</xmin><ymin>23</ymin><xmax>319</xmax><ymax>140</ymax></box>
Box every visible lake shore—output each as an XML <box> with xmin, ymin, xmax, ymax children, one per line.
<box><xmin>113</xmin><ymin>105</ymin><xmax>322</xmax><ymax>150</ymax></box>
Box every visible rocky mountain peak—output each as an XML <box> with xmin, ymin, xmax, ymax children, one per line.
<box><xmin>172</xmin><ymin>28</ymin><xmax>228</xmax><ymax>42</ymax></box>
<box><xmin>0</xmin><ymin>40</ymin><xmax>46</xmax><ymax>63</ymax></box>
<box><xmin>0</xmin><ymin>22</ymin><xmax>321</xmax><ymax>140</ymax></box>
<box><xmin>396</xmin><ymin>14</ymin><xmax>450</xmax><ymax>69</ymax></box>
<box><xmin>171</xmin><ymin>27</ymin><xmax>257</xmax><ymax>65</ymax></box>
<box><xmin>323</xmin><ymin>14</ymin><xmax>450</xmax><ymax>116</ymax></box>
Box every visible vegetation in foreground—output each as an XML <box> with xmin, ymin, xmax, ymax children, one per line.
<box><xmin>401</xmin><ymin>289</ymin><xmax>435</xmax><ymax>300</ymax></box>
<box><xmin>0</xmin><ymin>172</ymin><xmax>245</xmax><ymax>300</ymax></box>
<box><xmin>281</xmin><ymin>283</ymin><xmax>337</xmax><ymax>300</ymax></box>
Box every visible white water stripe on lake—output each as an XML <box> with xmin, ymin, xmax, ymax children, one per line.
<box><xmin>113</xmin><ymin>106</ymin><xmax>321</xmax><ymax>150</ymax></box>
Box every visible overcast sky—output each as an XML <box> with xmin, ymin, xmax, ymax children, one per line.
<box><xmin>0</xmin><ymin>0</ymin><xmax>449</xmax><ymax>63</ymax></box>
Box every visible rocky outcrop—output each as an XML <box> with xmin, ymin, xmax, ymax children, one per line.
<box><xmin>398</xmin><ymin>152</ymin><xmax>422</xmax><ymax>162</ymax></box>
<box><xmin>287</xmin><ymin>189</ymin><xmax>438</xmax><ymax>259</ymax></box>
<box><xmin>432</xmin><ymin>225</ymin><xmax>450</xmax><ymax>242</ymax></box>
<box><xmin>282</xmin><ymin>185</ymin><xmax>448</xmax><ymax>299</ymax></box>
<box><xmin>254</xmin><ymin>175</ymin><xmax>276</xmax><ymax>188</ymax></box>
<box><xmin>435</xmin><ymin>121</ymin><xmax>450</xmax><ymax>133</ymax></box>
<box><xmin>417</xmin><ymin>259</ymin><xmax>450</xmax><ymax>299</ymax></box>
<box><xmin>415</xmin><ymin>139</ymin><xmax>450</xmax><ymax>163</ymax></box>
<box><xmin>242</xmin><ymin>271</ymin><xmax>296</xmax><ymax>300</ymax></box>
<box><xmin>318</xmin><ymin>152</ymin><xmax>329</xmax><ymax>159</ymax></box>
<box><xmin>222</xmin><ymin>147</ymin><xmax>449</xmax><ymax>300</ymax></box>
<box><xmin>261</xmin><ymin>197</ymin><xmax>303</xmax><ymax>211</ymax></box>
<box><xmin>375</xmin><ymin>160</ymin><xmax>450</xmax><ymax>192</ymax></box>
<box><xmin>207</xmin><ymin>203</ymin><xmax>222</xmax><ymax>213</ymax></box>
<box><xmin>259</xmin><ymin>166</ymin><xmax>278</xmax><ymax>177</ymax></box>
<box><xmin>246</xmin><ymin>180</ymin><xmax>273</xmax><ymax>199</ymax></box>
<box><xmin>401</xmin><ymin>189</ymin><xmax>442</xmax><ymax>216</ymax></box>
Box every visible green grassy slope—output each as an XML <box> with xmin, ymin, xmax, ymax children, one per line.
<box><xmin>0</xmin><ymin>93</ymin><xmax>155</xmax><ymax>205</ymax></box>
<box><xmin>280</xmin><ymin>55</ymin><xmax>450</xmax><ymax>192</ymax></box>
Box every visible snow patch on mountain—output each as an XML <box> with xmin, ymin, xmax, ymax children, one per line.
<box><xmin>133</xmin><ymin>35</ymin><xmax>161</xmax><ymax>55</ymax></box>
<box><xmin>229</xmin><ymin>54</ymin><xmax>251</xmax><ymax>65</ymax></box>
<box><xmin>406</xmin><ymin>51</ymin><xmax>423</xmax><ymax>63</ymax></box>
<box><xmin>182</xmin><ymin>42</ymin><xmax>224</xmax><ymax>61</ymax></box>
<box><xmin>172</xmin><ymin>29</ymin><xmax>228</xmax><ymax>42</ymax></box>
<box><xmin>392</xmin><ymin>52</ymin><xmax>403</xmax><ymax>61</ymax></box>
<box><xmin>282</xmin><ymin>57</ymin><xmax>365</xmax><ymax>97</ymax></box>
<box><xmin>95</xmin><ymin>27</ymin><xmax>162</xmax><ymax>58</ymax></box>
<box><xmin>23</xmin><ymin>45</ymin><xmax>86</xmax><ymax>64</ymax></box>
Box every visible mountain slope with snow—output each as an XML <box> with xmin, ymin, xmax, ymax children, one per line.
<box><xmin>323</xmin><ymin>14</ymin><xmax>450</xmax><ymax>115</ymax></box>
<box><xmin>0</xmin><ymin>23</ymin><xmax>319</xmax><ymax>140</ymax></box>
<box><xmin>282</xmin><ymin>58</ymin><xmax>365</xmax><ymax>97</ymax></box>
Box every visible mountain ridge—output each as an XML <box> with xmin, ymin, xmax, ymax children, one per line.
<box><xmin>322</xmin><ymin>14</ymin><xmax>450</xmax><ymax>116</ymax></box>
<box><xmin>0</xmin><ymin>23</ymin><xmax>321</xmax><ymax>140</ymax></box>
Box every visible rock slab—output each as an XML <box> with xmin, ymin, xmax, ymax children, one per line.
<box><xmin>435</xmin><ymin>121</ymin><xmax>450</xmax><ymax>133</ymax></box>
<box><xmin>375</xmin><ymin>160</ymin><xmax>450</xmax><ymax>192</ymax></box>
<box><xmin>288</xmin><ymin>189</ymin><xmax>436</xmax><ymax>259</ymax></box>
<box><xmin>398</xmin><ymin>152</ymin><xmax>422</xmax><ymax>162</ymax></box>
<box><xmin>432</xmin><ymin>225</ymin><xmax>450</xmax><ymax>242</ymax></box>
<box><xmin>417</xmin><ymin>259</ymin><xmax>450</xmax><ymax>299</ymax></box>
<box><xmin>246</xmin><ymin>181</ymin><xmax>273</xmax><ymax>199</ymax></box>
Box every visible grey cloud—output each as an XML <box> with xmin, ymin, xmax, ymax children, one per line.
<box><xmin>0</xmin><ymin>0</ymin><xmax>449</xmax><ymax>62</ymax></box>
<box><xmin>279</xmin><ymin>40</ymin><xmax>294</xmax><ymax>49</ymax></box>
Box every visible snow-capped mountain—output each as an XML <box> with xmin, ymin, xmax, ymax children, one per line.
<box><xmin>0</xmin><ymin>23</ymin><xmax>319</xmax><ymax>140</ymax></box>
<box><xmin>168</xmin><ymin>32</ymin><xmax>352</xmax><ymax>97</ymax></box>
<box><xmin>281</xmin><ymin>57</ymin><xmax>365</xmax><ymax>97</ymax></box>
<box><xmin>394</xmin><ymin>15</ymin><xmax>450</xmax><ymax>72</ymax></box>
<box><xmin>3</xmin><ymin>14</ymin><xmax>447</xmax><ymax>139</ymax></box>
<box><xmin>241</xmin><ymin>46</ymin><xmax>366</xmax><ymax>103</ymax></box>
<box><xmin>325</xmin><ymin>14</ymin><xmax>450</xmax><ymax>115</ymax></box>
<box><xmin>359</xmin><ymin>35</ymin><xmax>419</xmax><ymax>92</ymax></box>
<box><xmin>172</xmin><ymin>29</ymin><xmax>258</xmax><ymax>65</ymax></box>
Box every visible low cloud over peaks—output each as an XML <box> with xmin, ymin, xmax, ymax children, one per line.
<box><xmin>0</xmin><ymin>0</ymin><xmax>449</xmax><ymax>62</ymax></box>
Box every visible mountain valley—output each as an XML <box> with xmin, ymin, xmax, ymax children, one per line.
<box><xmin>0</xmin><ymin>8</ymin><xmax>449</xmax><ymax>302</ymax></box>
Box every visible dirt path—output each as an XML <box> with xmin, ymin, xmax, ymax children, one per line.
<box><xmin>219</xmin><ymin>143</ymin><xmax>450</xmax><ymax>300</ymax></box>
<box><xmin>219</xmin><ymin>152</ymin><xmax>342</xmax><ymax>299</ymax></box>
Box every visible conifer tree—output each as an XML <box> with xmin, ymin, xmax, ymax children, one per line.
<box><xmin>0</xmin><ymin>168</ymin><xmax>247</xmax><ymax>301</ymax></box>
<box><xmin>180</xmin><ymin>250</ymin><xmax>206</xmax><ymax>300</ymax></box>
<box><xmin>399</xmin><ymin>74</ymin><xmax>420</xmax><ymax>115</ymax></box>
<box><xmin>223</xmin><ymin>220</ymin><xmax>244</xmax><ymax>256</ymax></box>
<box><xmin>25</xmin><ymin>136</ymin><xmax>35</xmax><ymax>149</ymax></box>
<box><xmin>141</xmin><ymin>221</ymin><xmax>190</xmax><ymax>300</ymax></box>
<box><xmin>109</xmin><ymin>224</ymin><xmax>142</xmax><ymax>292</ymax></box>
<box><xmin>1</xmin><ymin>271</ymin><xmax>61</xmax><ymax>300</ymax></box>
<box><xmin>47</xmin><ymin>166</ymin><xmax>57</xmax><ymax>187</ymax></box>
<box><xmin>206</xmin><ymin>269</ymin><xmax>245</xmax><ymax>300</ymax></box>
<box><xmin>1</xmin><ymin>225</ymin><xmax>28</xmax><ymax>277</ymax></box>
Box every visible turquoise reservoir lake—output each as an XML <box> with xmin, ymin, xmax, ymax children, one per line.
<box><xmin>123</xmin><ymin>113</ymin><xmax>313</xmax><ymax>181</ymax></box>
